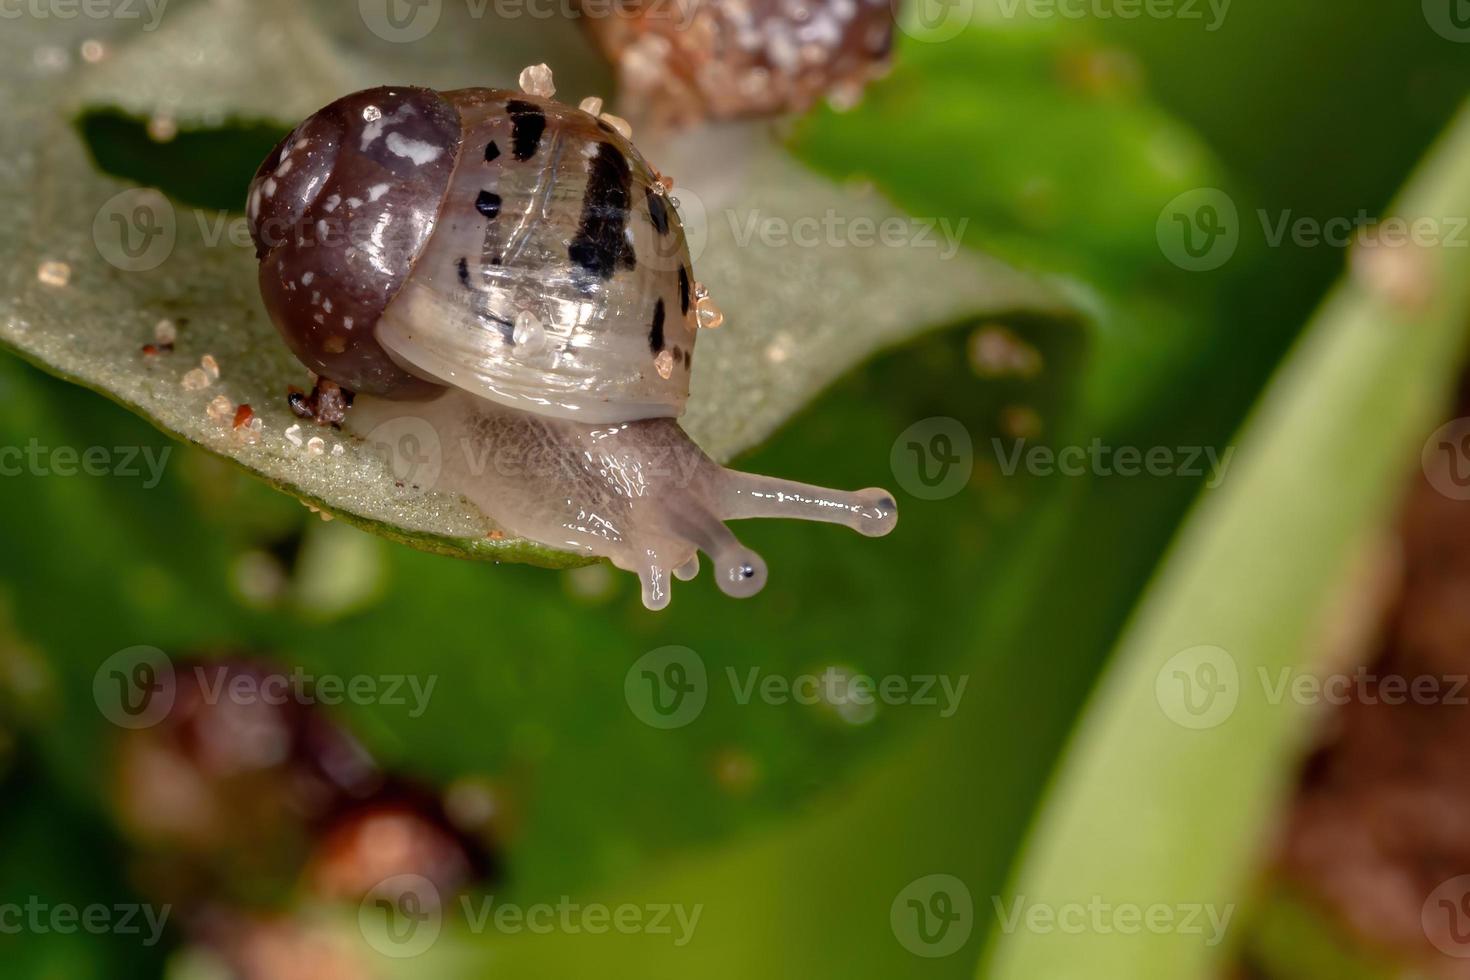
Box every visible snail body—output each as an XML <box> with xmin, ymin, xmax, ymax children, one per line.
<box><xmin>249</xmin><ymin>72</ymin><xmax>896</xmax><ymax>609</ymax></box>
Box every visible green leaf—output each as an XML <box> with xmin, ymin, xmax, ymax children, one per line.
<box><xmin>0</xmin><ymin>0</ymin><xmax>1078</xmax><ymax>568</ymax></box>
<box><xmin>981</xmin><ymin>100</ymin><xmax>1470</xmax><ymax>980</ymax></box>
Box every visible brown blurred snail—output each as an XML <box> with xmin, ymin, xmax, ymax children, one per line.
<box><xmin>579</xmin><ymin>0</ymin><xmax>897</xmax><ymax>123</ymax></box>
<box><xmin>247</xmin><ymin>66</ymin><xmax>896</xmax><ymax>610</ymax></box>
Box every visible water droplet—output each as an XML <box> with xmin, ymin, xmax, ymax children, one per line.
<box><xmin>518</xmin><ymin>63</ymin><xmax>556</xmax><ymax>98</ymax></box>
<box><xmin>206</xmin><ymin>394</ymin><xmax>235</xmax><ymax>423</ymax></box>
<box><xmin>599</xmin><ymin>113</ymin><xmax>633</xmax><ymax>140</ymax></box>
<box><xmin>765</xmin><ymin>333</ymin><xmax>792</xmax><ymax>363</ymax></box>
<box><xmin>284</xmin><ymin>423</ymin><xmax>304</xmax><ymax>447</ymax></box>
<box><xmin>695</xmin><ymin>296</ymin><xmax>724</xmax><ymax>330</ymax></box>
<box><xmin>36</xmin><ymin>261</ymin><xmax>71</xmax><ymax>287</ymax></box>
<box><xmin>200</xmin><ymin>354</ymin><xmax>220</xmax><ymax>380</ymax></box>
<box><xmin>513</xmin><ymin>311</ymin><xmax>545</xmax><ymax>352</ymax></box>
<box><xmin>968</xmin><ymin>325</ymin><xmax>1042</xmax><ymax>380</ymax></box>
<box><xmin>154</xmin><ymin>318</ymin><xmax>177</xmax><ymax>346</ymax></box>
<box><xmin>306</xmin><ymin>436</ymin><xmax>326</xmax><ymax>457</ymax></box>
<box><xmin>181</xmin><ymin>368</ymin><xmax>211</xmax><ymax>391</ymax></box>
<box><xmin>147</xmin><ymin>114</ymin><xmax>178</xmax><ymax>143</ymax></box>
<box><xmin>654</xmin><ymin>350</ymin><xmax>675</xmax><ymax>379</ymax></box>
<box><xmin>32</xmin><ymin>46</ymin><xmax>68</xmax><ymax>73</ymax></box>
<box><xmin>1000</xmin><ymin>405</ymin><xmax>1042</xmax><ymax>439</ymax></box>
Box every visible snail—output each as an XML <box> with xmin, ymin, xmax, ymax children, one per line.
<box><xmin>580</xmin><ymin>0</ymin><xmax>897</xmax><ymax>123</ymax></box>
<box><xmin>246</xmin><ymin>67</ymin><xmax>897</xmax><ymax>610</ymax></box>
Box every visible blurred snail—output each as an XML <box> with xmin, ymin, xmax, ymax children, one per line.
<box><xmin>247</xmin><ymin>66</ymin><xmax>896</xmax><ymax>609</ymax></box>
<box><xmin>580</xmin><ymin>0</ymin><xmax>897</xmax><ymax>122</ymax></box>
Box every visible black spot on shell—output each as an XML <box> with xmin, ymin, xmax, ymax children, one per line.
<box><xmin>475</xmin><ymin>190</ymin><xmax>501</xmax><ymax>219</ymax></box>
<box><xmin>678</xmin><ymin>266</ymin><xmax>691</xmax><ymax>315</ymax></box>
<box><xmin>649</xmin><ymin>298</ymin><xmax>666</xmax><ymax>354</ymax></box>
<box><xmin>484</xmin><ymin>140</ymin><xmax>500</xmax><ymax>162</ymax></box>
<box><xmin>505</xmin><ymin>100</ymin><xmax>546</xmax><ymax>161</ymax></box>
<box><xmin>683</xmin><ymin>348</ymin><xmax>693</xmax><ymax>369</ymax></box>
<box><xmin>568</xmin><ymin>142</ymin><xmax>633</xmax><ymax>281</ymax></box>
<box><xmin>646</xmin><ymin>186</ymin><xmax>670</xmax><ymax>236</ymax></box>
<box><xmin>457</xmin><ymin>257</ymin><xmax>471</xmax><ymax>288</ymax></box>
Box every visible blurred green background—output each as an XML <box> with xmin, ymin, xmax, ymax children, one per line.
<box><xmin>2</xmin><ymin>1</ymin><xmax>1470</xmax><ymax>978</ymax></box>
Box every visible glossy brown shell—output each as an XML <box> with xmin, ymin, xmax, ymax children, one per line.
<box><xmin>248</xmin><ymin>86</ymin><xmax>460</xmax><ymax>398</ymax></box>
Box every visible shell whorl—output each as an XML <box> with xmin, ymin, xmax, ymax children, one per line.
<box><xmin>248</xmin><ymin>86</ymin><xmax>460</xmax><ymax>397</ymax></box>
<box><xmin>372</xmin><ymin>88</ymin><xmax>699</xmax><ymax>424</ymax></box>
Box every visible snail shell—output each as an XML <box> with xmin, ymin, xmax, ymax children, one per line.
<box><xmin>249</xmin><ymin>85</ymin><xmax>696</xmax><ymax>421</ymax></box>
